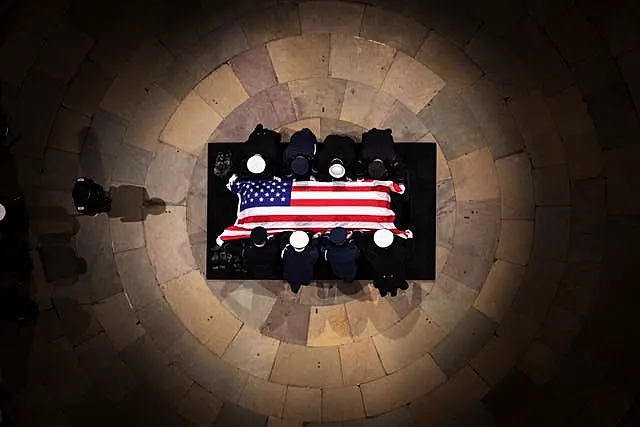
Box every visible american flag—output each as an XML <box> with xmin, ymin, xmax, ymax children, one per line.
<box><xmin>216</xmin><ymin>178</ymin><xmax>413</xmax><ymax>244</ymax></box>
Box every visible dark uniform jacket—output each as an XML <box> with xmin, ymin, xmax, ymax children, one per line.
<box><xmin>321</xmin><ymin>236</ymin><xmax>360</xmax><ymax>282</ymax></box>
<box><xmin>72</xmin><ymin>178</ymin><xmax>111</xmax><ymax>216</ymax></box>
<box><xmin>360</xmin><ymin>128</ymin><xmax>407</xmax><ymax>183</ymax></box>
<box><xmin>355</xmin><ymin>232</ymin><xmax>413</xmax><ymax>294</ymax></box>
<box><xmin>238</xmin><ymin>125</ymin><xmax>282</xmax><ymax>180</ymax></box>
<box><xmin>243</xmin><ymin>238</ymin><xmax>281</xmax><ymax>278</ymax></box>
<box><xmin>280</xmin><ymin>232</ymin><xmax>319</xmax><ymax>292</ymax></box>
<box><xmin>282</xmin><ymin>128</ymin><xmax>316</xmax><ymax>180</ymax></box>
<box><xmin>314</xmin><ymin>135</ymin><xmax>357</xmax><ymax>181</ymax></box>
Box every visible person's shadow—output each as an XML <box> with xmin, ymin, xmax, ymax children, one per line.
<box><xmin>107</xmin><ymin>185</ymin><xmax>166</xmax><ymax>222</ymax></box>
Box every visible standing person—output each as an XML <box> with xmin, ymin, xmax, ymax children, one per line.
<box><xmin>355</xmin><ymin>229</ymin><xmax>411</xmax><ymax>297</ymax></box>
<box><xmin>238</xmin><ymin>124</ymin><xmax>282</xmax><ymax>180</ymax></box>
<box><xmin>280</xmin><ymin>231</ymin><xmax>320</xmax><ymax>293</ymax></box>
<box><xmin>243</xmin><ymin>226</ymin><xmax>281</xmax><ymax>278</ymax></box>
<box><xmin>72</xmin><ymin>177</ymin><xmax>111</xmax><ymax>216</ymax></box>
<box><xmin>282</xmin><ymin>128</ymin><xmax>317</xmax><ymax>181</ymax></box>
<box><xmin>314</xmin><ymin>135</ymin><xmax>357</xmax><ymax>182</ymax></box>
<box><xmin>321</xmin><ymin>227</ymin><xmax>360</xmax><ymax>283</ymax></box>
<box><xmin>359</xmin><ymin>128</ymin><xmax>407</xmax><ymax>183</ymax></box>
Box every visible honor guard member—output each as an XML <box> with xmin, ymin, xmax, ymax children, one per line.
<box><xmin>360</xmin><ymin>128</ymin><xmax>407</xmax><ymax>183</ymax></box>
<box><xmin>282</xmin><ymin>128</ymin><xmax>317</xmax><ymax>180</ymax></box>
<box><xmin>72</xmin><ymin>177</ymin><xmax>112</xmax><ymax>216</ymax></box>
<box><xmin>243</xmin><ymin>226</ymin><xmax>281</xmax><ymax>278</ymax></box>
<box><xmin>314</xmin><ymin>135</ymin><xmax>357</xmax><ymax>182</ymax></box>
<box><xmin>280</xmin><ymin>231</ymin><xmax>320</xmax><ymax>293</ymax></box>
<box><xmin>356</xmin><ymin>229</ymin><xmax>411</xmax><ymax>297</ymax></box>
<box><xmin>239</xmin><ymin>124</ymin><xmax>282</xmax><ymax>180</ymax></box>
<box><xmin>321</xmin><ymin>227</ymin><xmax>360</xmax><ymax>283</ymax></box>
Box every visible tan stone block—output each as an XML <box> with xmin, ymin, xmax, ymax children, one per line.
<box><xmin>64</xmin><ymin>59</ymin><xmax>113</xmax><ymax>118</ymax></box>
<box><xmin>345</xmin><ymin>297</ymin><xmax>400</xmax><ymax>342</ymax></box>
<box><xmin>178</xmin><ymin>383</ymin><xmax>223</xmax><ymax>427</ymax></box>
<box><xmin>288</xmin><ymin>78</ymin><xmax>346</xmax><ymax>120</ymax></box>
<box><xmin>436</xmin><ymin>246</ymin><xmax>450</xmax><ymax>276</ymax></box>
<box><xmin>278</xmin><ymin>118</ymin><xmax>321</xmax><ymax>141</ymax></box>
<box><xmin>238</xmin><ymin>376</ymin><xmax>286</xmax><ymax>417</ymax></box>
<box><xmin>469</xmin><ymin>336</ymin><xmax>523</xmax><ymax>386</ymax></box>
<box><xmin>381</xmin><ymin>52</ymin><xmax>445</xmax><ymax>114</ymax></box>
<box><xmin>160</xmin><ymin>92</ymin><xmax>222</xmax><ymax>155</ymax></box>
<box><xmin>449</xmin><ymin>147</ymin><xmax>500</xmax><ymax>201</ymax></box>
<box><xmin>0</xmin><ymin>26</ymin><xmax>43</xmax><ymax>86</ymax></box>
<box><xmin>300</xmin><ymin>1</ymin><xmax>364</xmax><ymax>35</ymax></box>
<box><xmin>92</xmin><ymin>293</ymin><xmax>144</xmax><ymax>351</ymax></box>
<box><xmin>434</xmin><ymin>142</ymin><xmax>451</xmax><ymax>181</ymax></box>
<box><xmin>517</xmin><ymin>340</ymin><xmax>558</xmax><ymax>384</ymax></box>
<box><xmin>125</xmin><ymin>84</ymin><xmax>179</xmax><ymax>151</ymax></box>
<box><xmin>267</xmin><ymin>35</ymin><xmax>330</xmax><ymax>83</ymax></box>
<box><xmin>270</xmin><ymin>343</ymin><xmax>342</xmax><ymax>387</ymax></box>
<box><xmin>240</xmin><ymin>3</ymin><xmax>300</xmax><ymax>47</ymax></box>
<box><xmin>339</xmin><ymin>338</ymin><xmax>385</xmax><ymax>385</ymax></box>
<box><xmin>330</xmin><ymin>35</ymin><xmax>397</xmax><ymax>89</ymax></box>
<box><xmin>340</xmin><ymin>81</ymin><xmax>397</xmax><ymax>129</ymax></box>
<box><xmin>496</xmin><ymin>220</ymin><xmax>534</xmax><ymax>266</ymax></box>
<box><xmin>562</xmin><ymin>131</ymin><xmax>604</xmax><ymax>179</ymax></box>
<box><xmin>508</xmin><ymin>90</ymin><xmax>555</xmax><ymax>139</ymax></box>
<box><xmin>35</xmin><ymin>22</ymin><xmax>93</xmax><ymax>83</ymax></box>
<box><xmin>162</xmin><ymin>270</ymin><xmax>242</xmax><ymax>356</ymax></box>
<box><xmin>194</xmin><ymin>64</ymin><xmax>249</xmax><ymax>118</ymax></box>
<box><xmin>361</xmin><ymin>7</ymin><xmax>429</xmax><ymax>56</ymax></box>
<box><xmin>415</xmin><ymin>32</ymin><xmax>482</xmax><ymax>91</ymax></box>
<box><xmin>419</xmin><ymin>275</ymin><xmax>478</xmax><ymax>333</ymax></box>
<box><xmin>523</xmin><ymin>129</ymin><xmax>566</xmax><ymax>168</ymax></box>
<box><xmin>360</xmin><ymin>355</ymin><xmax>446</xmax><ymax>417</ymax></box>
<box><xmin>222</xmin><ymin>325</ymin><xmax>280</xmax><ymax>379</ymax></box>
<box><xmin>144</xmin><ymin>206</ymin><xmax>196</xmax><ymax>284</ymax></box>
<box><xmin>533</xmin><ymin>165</ymin><xmax>571</xmax><ymax>206</ymax></box>
<box><xmin>373</xmin><ymin>308</ymin><xmax>446</xmax><ymax>373</ymax></box>
<box><xmin>101</xmin><ymin>40</ymin><xmax>173</xmax><ymax>120</ymax></box>
<box><xmin>48</xmin><ymin>107</ymin><xmax>91</xmax><ymax>154</ymax></box>
<box><xmin>473</xmin><ymin>260</ymin><xmax>526</xmax><ymax>323</ymax></box>
<box><xmin>548</xmin><ymin>86</ymin><xmax>596</xmax><ymax>139</ymax></box>
<box><xmin>419</xmin><ymin>133</ymin><xmax>438</xmax><ymax>143</ymax></box>
<box><xmin>604</xmin><ymin>146</ymin><xmax>640</xmax><ymax>214</ymax></box>
<box><xmin>495</xmin><ymin>153</ymin><xmax>534</xmax><ymax>219</ymax></box>
<box><xmin>410</xmin><ymin>366</ymin><xmax>489</xmax><ymax>426</ymax></box>
<box><xmin>266</xmin><ymin>417</ymin><xmax>303</xmax><ymax>427</ymax></box>
<box><xmin>322</xmin><ymin>386</ymin><xmax>365</xmax><ymax>421</ymax></box>
<box><xmin>283</xmin><ymin>386</ymin><xmax>321</xmax><ymax>421</ymax></box>
<box><xmin>307</xmin><ymin>305</ymin><xmax>353</xmax><ymax>347</ymax></box>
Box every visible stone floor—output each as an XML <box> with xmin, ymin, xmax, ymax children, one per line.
<box><xmin>1</xmin><ymin>0</ymin><xmax>639</xmax><ymax>426</ymax></box>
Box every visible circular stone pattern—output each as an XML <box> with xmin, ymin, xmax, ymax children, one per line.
<box><xmin>7</xmin><ymin>0</ymin><xmax>618</xmax><ymax>425</ymax></box>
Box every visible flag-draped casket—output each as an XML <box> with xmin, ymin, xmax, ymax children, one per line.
<box><xmin>217</xmin><ymin>178</ymin><xmax>413</xmax><ymax>244</ymax></box>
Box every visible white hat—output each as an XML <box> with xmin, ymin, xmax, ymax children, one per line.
<box><xmin>329</xmin><ymin>163</ymin><xmax>346</xmax><ymax>179</ymax></box>
<box><xmin>0</xmin><ymin>203</ymin><xmax>5</xmax><ymax>222</ymax></box>
<box><xmin>290</xmin><ymin>231</ymin><xmax>309</xmax><ymax>251</ymax></box>
<box><xmin>373</xmin><ymin>229</ymin><xmax>394</xmax><ymax>248</ymax></box>
<box><xmin>247</xmin><ymin>154</ymin><xmax>266</xmax><ymax>174</ymax></box>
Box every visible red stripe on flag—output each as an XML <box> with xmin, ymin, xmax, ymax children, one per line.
<box><xmin>290</xmin><ymin>199</ymin><xmax>390</xmax><ymax>208</ymax></box>
<box><xmin>237</xmin><ymin>214</ymin><xmax>396</xmax><ymax>224</ymax></box>
<box><xmin>293</xmin><ymin>184</ymin><xmax>391</xmax><ymax>193</ymax></box>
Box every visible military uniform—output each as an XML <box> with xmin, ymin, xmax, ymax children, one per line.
<box><xmin>72</xmin><ymin>177</ymin><xmax>111</xmax><ymax>216</ymax></box>
<box><xmin>359</xmin><ymin>128</ymin><xmax>407</xmax><ymax>183</ymax></box>
<box><xmin>282</xmin><ymin>128</ymin><xmax>317</xmax><ymax>180</ymax></box>
<box><xmin>244</xmin><ymin>237</ymin><xmax>281</xmax><ymax>278</ymax></box>
<box><xmin>238</xmin><ymin>124</ymin><xmax>282</xmax><ymax>180</ymax></box>
<box><xmin>354</xmin><ymin>231</ymin><xmax>412</xmax><ymax>297</ymax></box>
<box><xmin>321</xmin><ymin>234</ymin><xmax>360</xmax><ymax>283</ymax></box>
<box><xmin>314</xmin><ymin>135</ymin><xmax>357</xmax><ymax>181</ymax></box>
<box><xmin>280</xmin><ymin>231</ymin><xmax>320</xmax><ymax>293</ymax></box>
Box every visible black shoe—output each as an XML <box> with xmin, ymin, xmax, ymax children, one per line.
<box><xmin>399</xmin><ymin>281</ymin><xmax>409</xmax><ymax>291</ymax></box>
<box><xmin>389</xmin><ymin>289</ymin><xmax>398</xmax><ymax>297</ymax></box>
<box><xmin>379</xmin><ymin>290</ymin><xmax>387</xmax><ymax>297</ymax></box>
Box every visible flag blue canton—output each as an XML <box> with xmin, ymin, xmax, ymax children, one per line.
<box><xmin>233</xmin><ymin>180</ymin><xmax>293</xmax><ymax>211</ymax></box>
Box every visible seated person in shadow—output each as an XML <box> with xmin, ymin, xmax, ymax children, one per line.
<box><xmin>107</xmin><ymin>185</ymin><xmax>166</xmax><ymax>222</ymax></box>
